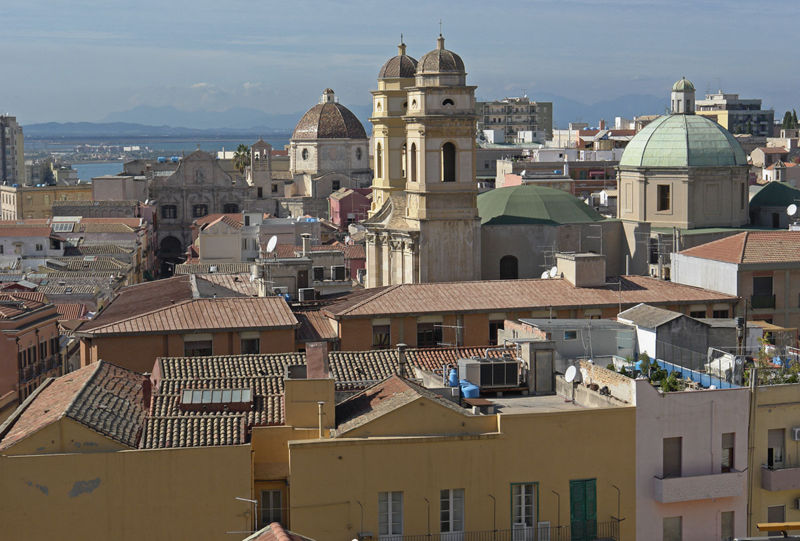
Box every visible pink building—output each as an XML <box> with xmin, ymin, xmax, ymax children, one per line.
<box><xmin>329</xmin><ymin>188</ymin><xmax>370</xmax><ymax>229</ymax></box>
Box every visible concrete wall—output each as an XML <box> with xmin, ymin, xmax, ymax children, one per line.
<box><xmin>672</xmin><ymin>254</ymin><xmax>739</xmax><ymax>296</ymax></box>
<box><xmin>287</xmin><ymin>407</ymin><xmax>635</xmax><ymax>540</ymax></box>
<box><xmin>635</xmin><ymin>379</ymin><xmax>749</xmax><ymax>541</ymax></box>
<box><xmin>0</xmin><ymin>445</ymin><xmax>251</xmax><ymax>541</ymax></box>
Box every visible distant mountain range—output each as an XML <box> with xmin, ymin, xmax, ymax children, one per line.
<box><xmin>26</xmin><ymin>95</ymin><xmax>664</xmax><ymax>138</ymax></box>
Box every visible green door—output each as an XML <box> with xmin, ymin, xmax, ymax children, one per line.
<box><xmin>569</xmin><ymin>479</ymin><xmax>597</xmax><ymax>541</ymax></box>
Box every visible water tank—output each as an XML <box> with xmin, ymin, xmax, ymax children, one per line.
<box><xmin>170</xmin><ymin>156</ymin><xmax>180</xmax><ymax>163</ymax></box>
<box><xmin>448</xmin><ymin>368</ymin><xmax>458</xmax><ymax>387</ymax></box>
<box><xmin>157</xmin><ymin>156</ymin><xmax>167</xmax><ymax>163</ymax></box>
<box><xmin>460</xmin><ymin>380</ymin><xmax>480</xmax><ymax>399</ymax></box>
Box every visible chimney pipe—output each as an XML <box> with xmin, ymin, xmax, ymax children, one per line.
<box><xmin>397</xmin><ymin>343</ymin><xmax>408</xmax><ymax>378</ymax></box>
<box><xmin>317</xmin><ymin>401</ymin><xmax>325</xmax><ymax>438</ymax></box>
<box><xmin>301</xmin><ymin>233</ymin><xmax>311</xmax><ymax>257</ymax></box>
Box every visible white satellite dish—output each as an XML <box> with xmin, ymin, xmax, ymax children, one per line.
<box><xmin>549</xmin><ymin>266</ymin><xmax>559</xmax><ymax>279</ymax></box>
<box><xmin>266</xmin><ymin>235</ymin><xmax>278</xmax><ymax>253</ymax></box>
<box><xmin>541</xmin><ymin>271</ymin><xmax>550</xmax><ymax>279</ymax></box>
<box><xmin>565</xmin><ymin>365</ymin><xmax>578</xmax><ymax>383</ymax></box>
<box><xmin>787</xmin><ymin>204</ymin><xmax>798</xmax><ymax>217</ymax></box>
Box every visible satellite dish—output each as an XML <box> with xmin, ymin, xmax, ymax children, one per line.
<box><xmin>541</xmin><ymin>271</ymin><xmax>550</xmax><ymax>279</ymax></box>
<box><xmin>549</xmin><ymin>266</ymin><xmax>558</xmax><ymax>279</ymax></box>
<box><xmin>266</xmin><ymin>235</ymin><xmax>278</xmax><ymax>253</ymax></box>
<box><xmin>565</xmin><ymin>365</ymin><xmax>578</xmax><ymax>383</ymax></box>
<box><xmin>788</xmin><ymin>204</ymin><xmax>798</xmax><ymax>217</ymax></box>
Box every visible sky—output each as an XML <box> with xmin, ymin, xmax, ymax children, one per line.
<box><xmin>2</xmin><ymin>0</ymin><xmax>799</xmax><ymax>124</ymax></box>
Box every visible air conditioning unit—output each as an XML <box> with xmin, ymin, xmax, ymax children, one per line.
<box><xmin>298</xmin><ymin>288</ymin><xmax>315</xmax><ymax>302</ymax></box>
<box><xmin>792</xmin><ymin>427</ymin><xmax>800</xmax><ymax>441</ymax></box>
<box><xmin>273</xmin><ymin>286</ymin><xmax>289</xmax><ymax>296</ymax></box>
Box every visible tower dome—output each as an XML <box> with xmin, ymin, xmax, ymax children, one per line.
<box><xmin>291</xmin><ymin>89</ymin><xmax>367</xmax><ymax>140</ymax></box>
<box><xmin>417</xmin><ymin>35</ymin><xmax>465</xmax><ymax>74</ymax></box>
<box><xmin>672</xmin><ymin>77</ymin><xmax>695</xmax><ymax>92</ymax></box>
<box><xmin>378</xmin><ymin>41</ymin><xmax>418</xmax><ymax>79</ymax></box>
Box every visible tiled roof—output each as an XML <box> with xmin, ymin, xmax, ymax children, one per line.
<box><xmin>194</xmin><ymin>273</ymin><xmax>257</xmax><ymax>297</ymax></box>
<box><xmin>55</xmin><ymin>303</ymin><xmax>88</xmax><ymax>320</ymax></box>
<box><xmin>79</xmin><ymin>276</ymin><xmax>193</xmax><ymax>332</ymax></box>
<box><xmin>0</xmin><ymin>361</ymin><xmax>147</xmax><ymax>450</ymax></box>
<box><xmin>39</xmin><ymin>284</ymin><xmax>97</xmax><ymax>295</ymax></box>
<box><xmin>44</xmin><ymin>257</ymin><xmax>129</xmax><ymax>272</ymax></box>
<box><xmin>0</xmin><ymin>293</ymin><xmax>48</xmax><ymax>319</ymax></box>
<box><xmin>193</xmin><ymin>213</ymin><xmax>243</xmax><ymax>228</ymax></box>
<box><xmin>292</xmin><ymin>95</ymin><xmax>367</xmax><ymax>141</ymax></box>
<box><xmin>335</xmin><ymin>375</ymin><xmax>469</xmax><ymax>435</ymax></box>
<box><xmin>679</xmin><ymin>231</ymin><xmax>800</xmax><ymax>265</ymax></box>
<box><xmin>63</xmin><ymin>244</ymin><xmax>134</xmax><ymax>256</ymax></box>
<box><xmin>174</xmin><ymin>263</ymin><xmax>253</xmax><ymax>275</ymax></box>
<box><xmin>0</xmin><ymin>223</ymin><xmax>56</xmax><ymax>237</ymax></box>
<box><xmin>756</xmin><ymin>147</ymin><xmax>789</xmax><ymax>154</ymax></box>
<box><xmin>83</xmin><ymin>297</ymin><xmax>298</xmax><ymax>336</ymax></box>
<box><xmin>404</xmin><ymin>345</ymin><xmax>516</xmax><ymax>373</ymax></box>
<box><xmin>323</xmin><ymin>276</ymin><xmax>736</xmax><ymax>318</ymax></box>
<box><xmin>245</xmin><ymin>523</ymin><xmax>315</xmax><ymax>541</ymax></box>
<box><xmin>295</xmin><ymin>310</ymin><xmax>338</xmax><ymax>342</ymax></box>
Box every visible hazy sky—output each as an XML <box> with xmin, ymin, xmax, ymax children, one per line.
<box><xmin>3</xmin><ymin>0</ymin><xmax>799</xmax><ymax>124</ymax></box>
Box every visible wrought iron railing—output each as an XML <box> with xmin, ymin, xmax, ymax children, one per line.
<box><xmin>378</xmin><ymin>520</ymin><xmax>618</xmax><ymax>541</ymax></box>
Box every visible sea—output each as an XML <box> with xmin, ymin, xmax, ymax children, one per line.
<box><xmin>43</xmin><ymin>136</ymin><xmax>291</xmax><ymax>181</ymax></box>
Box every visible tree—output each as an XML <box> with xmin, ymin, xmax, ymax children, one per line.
<box><xmin>793</xmin><ymin>109</ymin><xmax>798</xmax><ymax>128</ymax></box>
<box><xmin>782</xmin><ymin>111</ymin><xmax>792</xmax><ymax>129</ymax></box>
<box><xmin>233</xmin><ymin>144</ymin><xmax>250</xmax><ymax>175</ymax></box>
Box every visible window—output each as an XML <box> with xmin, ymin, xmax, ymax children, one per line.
<box><xmin>663</xmin><ymin>516</ymin><xmax>682</xmax><ymax>541</ymax></box>
<box><xmin>257</xmin><ymin>187</ymin><xmax>263</xmax><ymax>198</ymax></box>
<box><xmin>271</xmin><ymin>184</ymin><xmax>278</xmax><ymax>194</ymax></box>
<box><xmin>376</xmin><ymin>143</ymin><xmax>383</xmax><ymax>178</ymax></box>
<box><xmin>722</xmin><ymin>433</ymin><xmax>735</xmax><ymax>472</ymax></box>
<box><xmin>511</xmin><ymin>483</ymin><xmax>536</xmax><ymax>528</ymax></box>
<box><xmin>0</xmin><ymin>244</ymin><xmax>4</xmax><ymax>254</ymax></box>
<box><xmin>241</xmin><ymin>337</ymin><xmax>260</xmax><ymax>355</ymax></box>
<box><xmin>499</xmin><ymin>255</ymin><xmax>518</xmax><ymax>280</ymax></box>
<box><xmin>244</xmin><ymin>215</ymin><xmax>250</xmax><ymax>226</ymax></box>
<box><xmin>663</xmin><ymin>437</ymin><xmax>682</xmax><ymax>478</ymax></box>
<box><xmin>767</xmin><ymin>505</ymin><xmax>785</xmax><ymax>527</ymax></box>
<box><xmin>378</xmin><ymin>491</ymin><xmax>403</xmax><ymax>538</ymax></box>
<box><xmin>713</xmin><ymin>309</ymin><xmax>729</xmax><ymax>318</ymax></box>
<box><xmin>489</xmin><ymin>320</ymin><xmax>504</xmax><ymax>346</ymax></box>
<box><xmin>442</xmin><ymin>98</ymin><xmax>455</xmax><ymax>106</ymax></box>
<box><xmin>184</xmin><ymin>337</ymin><xmax>213</xmax><ymax>357</ymax></box>
<box><xmin>192</xmin><ymin>204</ymin><xmax>208</xmax><ymax>218</ymax></box>
<box><xmin>161</xmin><ymin>205</ymin><xmax>177</xmax><ymax>219</ymax></box>
<box><xmin>223</xmin><ymin>203</ymin><xmax>239</xmax><ymax>214</ymax></box>
<box><xmin>301</xmin><ymin>148</ymin><xmax>309</xmax><ymax>160</ymax></box>
<box><xmin>440</xmin><ymin>489</ymin><xmax>464</xmax><ymax>534</ymax></box>
<box><xmin>356</xmin><ymin>147</ymin><xmax>362</xmax><ymax>160</ymax></box>
<box><xmin>417</xmin><ymin>322</ymin><xmax>442</xmax><ymax>348</ymax></box>
<box><xmin>753</xmin><ymin>276</ymin><xmax>773</xmax><ymax>296</ymax></box>
<box><xmin>332</xmin><ymin>180</ymin><xmax>341</xmax><ymax>191</ymax></box>
<box><xmin>373</xmin><ymin>325</ymin><xmax>390</xmax><ymax>349</ymax></box>
<box><xmin>313</xmin><ymin>266</ymin><xmax>325</xmax><ymax>282</ymax></box>
<box><xmin>690</xmin><ymin>310</ymin><xmax>706</xmax><ymax>318</ymax></box>
<box><xmin>563</xmin><ymin>330</ymin><xmax>578</xmax><ymax>341</ymax></box>
<box><xmin>657</xmin><ymin>185</ymin><xmax>671</xmax><ymax>211</ymax></box>
<box><xmin>721</xmin><ymin>511</ymin><xmax>734</xmax><ymax>541</ymax></box>
<box><xmin>260</xmin><ymin>489</ymin><xmax>282</xmax><ymax>526</ymax></box>
<box><xmin>410</xmin><ymin>143</ymin><xmax>417</xmax><ymax>182</ymax></box>
<box><xmin>401</xmin><ymin>143</ymin><xmax>407</xmax><ymax>178</ymax></box>
<box><xmin>35</xmin><ymin>243</ymin><xmax>43</xmax><ymax>251</ymax></box>
<box><xmin>767</xmin><ymin>429</ymin><xmax>784</xmax><ymax>469</ymax></box>
<box><xmin>441</xmin><ymin>142</ymin><xmax>456</xmax><ymax>182</ymax></box>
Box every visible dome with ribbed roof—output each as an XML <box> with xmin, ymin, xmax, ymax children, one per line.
<box><xmin>672</xmin><ymin>77</ymin><xmax>695</xmax><ymax>91</ymax></box>
<box><xmin>417</xmin><ymin>35</ymin><xmax>465</xmax><ymax>74</ymax></box>
<box><xmin>619</xmin><ymin>114</ymin><xmax>747</xmax><ymax>168</ymax></box>
<box><xmin>379</xmin><ymin>42</ymin><xmax>418</xmax><ymax>79</ymax></box>
<box><xmin>291</xmin><ymin>89</ymin><xmax>367</xmax><ymax>141</ymax></box>
<box><xmin>478</xmin><ymin>185</ymin><xmax>604</xmax><ymax>226</ymax></box>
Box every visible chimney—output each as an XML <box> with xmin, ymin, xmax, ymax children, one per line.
<box><xmin>397</xmin><ymin>343</ymin><xmax>408</xmax><ymax>378</ymax></box>
<box><xmin>142</xmin><ymin>376</ymin><xmax>152</xmax><ymax>411</ymax></box>
<box><xmin>599</xmin><ymin>119</ymin><xmax>606</xmax><ymax>130</ymax></box>
<box><xmin>306</xmin><ymin>341</ymin><xmax>329</xmax><ymax>379</ymax></box>
<box><xmin>555</xmin><ymin>252</ymin><xmax>607</xmax><ymax>288</ymax></box>
<box><xmin>301</xmin><ymin>233</ymin><xmax>311</xmax><ymax>257</ymax></box>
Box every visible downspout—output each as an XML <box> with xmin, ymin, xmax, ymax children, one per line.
<box><xmin>746</xmin><ymin>367</ymin><xmax>758</xmax><ymax>537</ymax></box>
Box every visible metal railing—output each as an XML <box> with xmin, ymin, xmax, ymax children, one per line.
<box><xmin>383</xmin><ymin>521</ymin><xmax>618</xmax><ymax>541</ymax></box>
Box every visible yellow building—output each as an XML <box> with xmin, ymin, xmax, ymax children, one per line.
<box><xmin>0</xmin><ymin>183</ymin><xmax>93</xmax><ymax>220</ymax></box>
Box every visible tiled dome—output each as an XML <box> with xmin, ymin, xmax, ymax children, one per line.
<box><xmin>378</xmin><ymin>42</ymin><xmax>418</xmax><ymax>79</ymax></box>
<box><xmin>291</xmin><ymin>89</ymin><xmax>367</xmax><ymax>141</ymax></box>
<box><xmin>417</xmin><ymin>35</ymin><xmax>464</xmax><ymax>74</ymax></box>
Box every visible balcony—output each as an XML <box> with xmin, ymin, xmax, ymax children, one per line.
<box><xmin>653</xmin><ymin>470</ymin><xmax>745</xmax><ymax>503</ymax></box>
<box><xmin>761</xmin><ymin>463</ymin><xmax>800</xmax><ymax>491</ymax></box>
<box><xmin>377</xmin><ymin>521</ymin><xmax>618</xmax><ymax>541</ymax></box>
<box><xmin>750</xmin><ymin>294</ymin><xmax>776</xmax><ymax>309</ymax></box>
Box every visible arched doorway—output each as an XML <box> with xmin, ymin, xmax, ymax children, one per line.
<box><xmin>159</xmin><ymin>235</ymin><xmax>184</xmax><ymax>277</ymax></box>
<box><xmin>500</xmin><ymin>255</ymin><xmax>518</xmax><ymax>280</ymax></box>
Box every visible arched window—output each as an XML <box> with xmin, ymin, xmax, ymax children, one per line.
<box><xmin>376</xmin><ymin>143</ymin><xmax>383</xmax><ymax>178</ymax></box>
<box><xmin>301</xmin><ymin>148</ymin><xmax>309</xmax><ymax>160</ymax></box>
<box><xmin>441</xmin><ymin>142</ymin><xmax>456</xmax><ymax>182</ymax></box>
<box><xmin>410</xmin><ymin>143</ymin><xmax>417</xmax><ymax>182</ymax></box>
<box><xmin>442</xmin><ymin>98</ymin><xmax>455</xmax><ymax>106</ymax></box>
<box><xmin>499</xmin><ymin>255</ymin><xmax>518</xmax><ymax>280</ymax></box>
<box><xmin>401</xmin><ymin>143</ymin><xmax>407</xmax><ymax>178</ymax></box>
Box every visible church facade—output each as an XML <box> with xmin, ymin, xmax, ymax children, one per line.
<box><xmin>364</xmin><ymin>36</ymin><xmax>481</xmax><ymax>287</ymax></box>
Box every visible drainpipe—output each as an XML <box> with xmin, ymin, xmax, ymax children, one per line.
<box><xmin>746</xmin><ymin>367</ymin><xmax>758</xmax><ymax>536</ymax></box>
<box><xmin>317</xmin><ymin>401</ymin><xmax>325</xmax><ymax>438</ymax></box>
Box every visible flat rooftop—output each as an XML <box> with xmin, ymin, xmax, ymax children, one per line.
<box><xmin>488</xmin><ymin>393</ymin><xmax>589</xmax><ymax>414</ymax></box>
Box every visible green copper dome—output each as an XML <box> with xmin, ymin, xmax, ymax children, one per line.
<box><xmin>478</xmin><ymin>185</ymin><xmax>604</xmax><ymax>226</ymax></box>
<box><xmin>619</xmin><ymin>114</ymin><xmax>748</xmax><ymax>168</ymax></box>
<box><xmin>672</xmin><ymin>77</ymin><xmax>695</xmax><ymax>91</ymax></box>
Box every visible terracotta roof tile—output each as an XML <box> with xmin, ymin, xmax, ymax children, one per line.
<box><xmin>323</xmin><ymin>276</ymin><xmax>735</xmax><ymax>318</ymax></box>
<box><xmin>295</xmin><ymin>311</ymin><xmax>338</xmax><ymax>342</ymax></box>
<box><xmin>248</xmin><ymin>523</ymin><xmax>315</xmax><ymax>541</ymax></box>
<box><xmin>757</xmin><ymin>147</ymin><xmax>789</xmax><ymax>154</ymax></box>
<box><xmin>0</xmin><ymin>293</ymin><xmax>49</xmax><ymax>319</ymax></box>
<box><xmin>174</xmin><ymin>263</ymin><xmax>253</xmax><ymax>275</ymax></box>
<box><xmin>84</xmin><ymin>297</ymin><xmax>298</xmax><ymax>336</ymax></box>
<box><xmin>55</xmin><ymin>303</ymin><xmax>88</xmax><ymax>320</ymax></box>
<box><xmin>194</xmin><ymin>273</ymin><xmax>258</xmax><ymax>297</ymax></box>
<box><xmin>679</xmin><ymin>231</ymin><xmax>800</xmax><ymax>265</ymax></box>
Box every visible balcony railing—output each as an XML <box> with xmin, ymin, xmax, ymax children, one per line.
<box><xmin>380</xmin><ymin>521</ymin><xmax>618</xmax><ymax>541</ymax></box>
<box><xmin>750</xmin><ymin>294</ymin><xmax>776</xmax><ymax>309</ymax></box>
<box><xmin>762</xmin><ymin>462</ymin><xmax>800</xmax><ymax>491</ymax></box>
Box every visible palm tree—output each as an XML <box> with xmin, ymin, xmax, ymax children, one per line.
<box><xmin>233</xmin><ymin>144</ymin><xmax>250</xmax><ymax>174</ymax></box>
